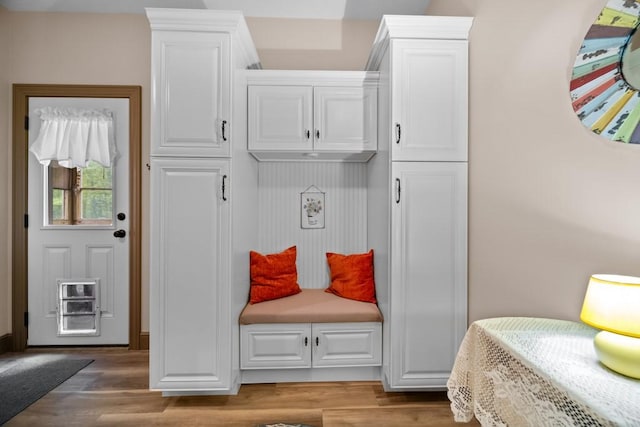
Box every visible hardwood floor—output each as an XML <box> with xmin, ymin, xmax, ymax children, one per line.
<box><xmin>2</xmin><ymin>348</ymin><xmax>480</xmax><ymax>426</ymax></box>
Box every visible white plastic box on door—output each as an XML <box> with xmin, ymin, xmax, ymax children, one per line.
<box><xmin>57</xmin><ymin>279</ymin><xmax>100</xmax><ymax>336</ymax></box>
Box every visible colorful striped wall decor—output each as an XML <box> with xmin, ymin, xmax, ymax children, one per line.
<box><xmin>572</xmin><ymin>0</ymin><xmax>640</xmax><ymax>143</ymax></box>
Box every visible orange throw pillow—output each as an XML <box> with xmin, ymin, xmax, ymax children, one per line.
<box><xmin>325</xmin><ymin>250</ymin><xmax>376</xmax><ymax>303</ymax></box>
<box><xmin>250</xmin><ymin>246</ymin><xmax>301</xmax><ymax>304</ymax></box>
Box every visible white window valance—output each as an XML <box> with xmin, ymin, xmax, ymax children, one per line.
<box><xmin>29</xmin><ymin>107</ymin><xmax>117</xmax><ymax>169</ymax></box>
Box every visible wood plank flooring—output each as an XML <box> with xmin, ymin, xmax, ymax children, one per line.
<box><xmin>2</xmin><ymin>348</ymin><xmax>480</xmax><ymax>426</ymax></box>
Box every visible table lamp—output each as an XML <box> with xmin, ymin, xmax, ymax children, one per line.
<box><xmin>580</xmin><ymin>274</ymin><xmax>640</xmax><ymax>379</ymax></box>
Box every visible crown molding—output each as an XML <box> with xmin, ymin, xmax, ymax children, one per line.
<box><xmin>146</xmin><ymin>8</ymin><xmax>260</xmax><ymax>69</ymax></box>
<box><xmin>366</xmin><ymin>15</ymin><xmax>473</xmax><ymax>71</ymax></box>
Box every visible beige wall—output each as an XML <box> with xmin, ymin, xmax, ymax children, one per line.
<box><xmin>2</xmin><ymin>0</ymin><xmax>638</xmax><ymax>341</ymax></box>
<box><xmin>0</xmin><ymin>10</ymin><xmax>379</xmax><ymax>338</ymax></box>
<box><xmin>247</xmin><ymin>17</ymin><xmax>379</xmax><ymax>70</ymax></box>
<box><xmin>427</xmin><ymin>0</ymin><xmax>640</xmax><ymax>322</ymax></box>
<box><xmin>0</xmin><ymin>11</ymin><xmax>152</xmax><ymax>336</ymax></box>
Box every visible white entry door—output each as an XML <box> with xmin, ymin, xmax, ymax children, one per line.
<box><xmin>27</xmin><ymin>97</ymin><xmax>129</xmax><ymax>345</ymax></box>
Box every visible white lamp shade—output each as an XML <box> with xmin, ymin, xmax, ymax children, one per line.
<box><xmin>580</xmin><ymin>274</ymin><xmax>640</xmax><ymax>338</ymax></box>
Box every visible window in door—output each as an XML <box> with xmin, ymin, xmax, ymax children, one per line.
<box><xmin>47</xmin><ymin>160</ymin><xmax>113</xmax><ymax>226</ymax></box>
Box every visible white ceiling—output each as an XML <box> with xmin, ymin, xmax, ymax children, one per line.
<box><xmin>0</xmin><ymin>0</ymin><xmax>431</xmax><ymax>20</ymax></box>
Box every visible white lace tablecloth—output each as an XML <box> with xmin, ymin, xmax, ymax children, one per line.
<box><xmin>447</xmin><ymin>317</ymin><xmax>640</xmax><ymax>426</ymax></box>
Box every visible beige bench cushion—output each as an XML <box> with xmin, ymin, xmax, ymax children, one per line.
<box><xmin>239</xmin><ymin>288</ymin><xmax>383</xmax><ymax>325</ymax></box>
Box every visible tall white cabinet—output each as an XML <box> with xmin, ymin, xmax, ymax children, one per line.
<box><xmin>366</xmin><ymin>16</ymin><xmax>473</xmax><ymax>390</ymax></box>
<box><xmin>147</xmin><ymin>9</ymin><xmax>260</xmax><ymax>395</ymax></box>
<box><xmin>149</xmin><ymin>158</ymin><xmax>230</xmax><ymax>391</ymax></box>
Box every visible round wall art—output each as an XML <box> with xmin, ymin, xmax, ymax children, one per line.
<box><xmin>571</xmin><ymin>0</ymin><xmax>640</xmax><ymax>143</ymax></box>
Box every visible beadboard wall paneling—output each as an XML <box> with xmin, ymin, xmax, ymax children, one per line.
<box><xmin>258</xmin><ymin>162</ymin><xmax>368</xmax><ymax>289</ymax></box>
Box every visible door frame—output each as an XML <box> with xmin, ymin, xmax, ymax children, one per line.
<box><xmin>11</xmin><ymin>84</ymin><xmax>143</xmax><ymax>351</ymax></box>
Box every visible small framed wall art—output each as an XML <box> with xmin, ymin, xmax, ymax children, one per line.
<box><xmin>301</xmin><ymin>185</ymin><xmax>325</xmax><ymax>229</ymax></box>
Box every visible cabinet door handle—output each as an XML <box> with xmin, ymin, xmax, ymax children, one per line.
<box><xmin>316</xmin><ymin>129</ymin><xmax>320</xmax><ymax>140</ymax></box>
<box><xmin>315</xmin><ymin>336</ymin><xmax>319</xmax><ymax>346</ymax></box>
<box><xmin>306</xmin><ymin>129</ymin><xmax>310</xmax><ymax>140</ymax></box>
<box><xmin>304</xmin><ymin>336</ymin><xmax>308</xmax><ymax>347</ymax></box>
<box><xmin>395</xmin><ymin>123</ymin><xmax>401</xmax><ymax>144</ymax></box>
<box><xmin>395</xmin><ymin>178</ymin><xmax>401</xmax><ymax>204</ymax></box>
<box><xmin>221</xmin><ymin>120</ymin><xmax>228</xmax><ymax>142</ymax></box>
<box><xmin>222</xmin><ymin>174</ymin><xmax>228</xmax><ymax>201</ymax></box>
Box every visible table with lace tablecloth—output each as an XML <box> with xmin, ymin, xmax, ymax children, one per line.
<box><xmin>447</xmin><ymin>317</ymin><xmax>640</xmax><ymax>426</ymax></box>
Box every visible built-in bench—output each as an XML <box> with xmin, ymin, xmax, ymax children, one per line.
<box><xmin>239</xmin><ymin>288</ymin><xmax>383</xmax><ymax>324</ymax></box>
<box><xmin>239</xmin><ymin>289</ymin><xmax>383</xmax><ymax>383</ymax></box>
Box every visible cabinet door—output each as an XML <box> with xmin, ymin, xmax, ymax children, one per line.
<box><xmin>150</xmin><ymin>158</ymin><xmax>231</xmax><ymax>391</ymax></box>
<box><xmin>313</xmin><ymin>87</ymin><xmax>377</xmax><ymax>152</ymax></box>
<box><xmin>391</xmin><ymin>39</ymin><xmax>468</xmax><ymax>161</ymax></box>
<box><xmin>241</xmin><ymin>324</ymin><xmax>311</xmax><ymax>369</ymax></box>
<box><xmin>151</xmin><ymin>31</ymin><xmax>230</xmax><ymax>157</ymax></box>
<box><xmin>389</xmin><ymin>162</ymin><xmax>467</xmax><ymax>389</ymax></box>
<box><xmin>312</xmin><ymin>323</ymin><xmax>382</xmax><ymax>368</ymax></box>
<box><xmin>248</xmin><ymin>85</ymin><xmax>313</xmax><ymax>151</ymax></box>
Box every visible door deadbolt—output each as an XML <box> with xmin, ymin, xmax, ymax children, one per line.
<box><xmin>117</xmin><ymin>213</ymin><xmax>126</xmax><ymax>221</ymax></box>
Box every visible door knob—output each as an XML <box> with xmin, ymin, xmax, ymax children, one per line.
<box><xmin>113</xmin><ymin>229</ymin><xmax>126</xmax><ymax>238</ymax></box>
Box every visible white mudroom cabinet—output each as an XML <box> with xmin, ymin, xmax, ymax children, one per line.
<box><xmin>147</xmin><ymin>9</ymin><xmax>472</xmax><ymax>396</ymax></box>
<box><xmin>147</xmin><ymin>8</ymin><xmax>260</xmax><ymax>395</ymax></box>
<box><xmin>366</xmin><ymin>15</ymin><xmax>472</xmax><ymax>390</ymax></box>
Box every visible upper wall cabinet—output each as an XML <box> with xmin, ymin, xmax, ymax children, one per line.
<box><xmin>152</xmin><ymin>31</ymin><xmax>230</xmax><ymax>157</ymax></box>
<box><xmin>245</xmin><ymin>70</ymin><xmax>378</xmax><ymax>162</ymax></box>
<box><xmin>367</xmin><ymin>15</ymin><xmax>471</xmax><ymax>162</ymax></box>
<box><xmin>391</xmin><ymin>39</ymin><xmax>468</xmax><ymax>161</ymax></box>
<box><xmin>148</xmin><ymin>8</ymin><xmax>260</xmax><ymax>158</ymax></box>
<box><xmin>248</xmin><ymin>85</ymin><xmax>313</xmax><ymax>152</ymax></box>
<box><xmin>314</xmin><ymin>86</ymin><xmax>377</xmax><ymax>153</ymax></box>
